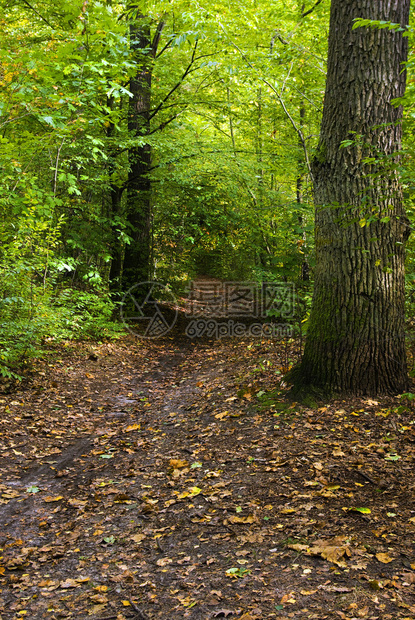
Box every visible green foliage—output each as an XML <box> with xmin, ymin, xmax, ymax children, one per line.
<box><xmin>0</xmin><ymin>0</ymin><xmax>330</xmax><ymax>371</ymax></box>
<box><xmin>55</xmin><ymin>289</ymin><xmax>124</xmax><ymax>340</ymax></box>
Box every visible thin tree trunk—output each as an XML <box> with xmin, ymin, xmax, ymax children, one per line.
<box><xmin>290</xmin><ymin>0</ymin><xmax>410</xmax><ymax>396</ymax></box>
<box><xmin>106</xmin><ymin>95</ymin><xmax>124</xmax><ymax>289</ymax></box>
<box><xmin>122</xmin><ymin>11</ymin><xmax>152</xmax><ymax>292</ymax></box>
<box><xmin>296</xmin><ymin>102</ymin><xmax>310</xmax><ymax>281</ymax></box>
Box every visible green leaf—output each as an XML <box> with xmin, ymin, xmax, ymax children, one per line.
<box><xmin>226</xmin><ymin>567</ymin><xmax>250</xmax><ymax>578</ymax></box>
<box><xmin>26</xmin><ymin>486</ymin><xmax>40</xmax><ymax>493</ymax></box>
<box><xmin>350</xmin><ymin>506</ymin><xmax>371</xmax><ymax>514</ymax></box>
<box><xmin>189</xmin><ymin>486</ymin><xmax>201</xmax><ymax>496</ymax></box>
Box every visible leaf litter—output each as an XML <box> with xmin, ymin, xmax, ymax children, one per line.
<box><xmin>0</xmin><ymin>334</ymin><xmax>414</xmax><ymax>618</ymax></box>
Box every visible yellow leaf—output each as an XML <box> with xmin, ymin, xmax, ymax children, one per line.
<box><xmin>409</xmin><ymin>517</ymin><xmax>415</xmax><ymax>524</ymax></box>
<box><xmin>227</xmin><ymin>514</ymin><xmax>256</xmax><ymax>524</ymax></box>
<box><xmin>215</xmin><ymin>411</ymin><xmax>229</xmax><ymax>420</ymax></box>
<box><xmin>2</xmin><ymin>490</ymin><xmax>20</xmax><ymax>498</ymax></box>
<box><xmin>76</xmin><ymin>577</ymin><xmax>90</xmax><ymax>583</ymax></box>
<box><xmin>376</xmin><ymin>552</ymin><xmax>394</xmax><ymax>564</ymax></box>
<box><xmin>313</xmin><ymin>462</ymin><xmax>324</xmax><ymax>471</ymax></box>
<box><xmin>177</xmin><ymin>490</ymin><xmax>190</xmax><ymax>500</ymax></box>
<box><xmin>125</xmin><ymin>424</ymin><xmax>140</xmax><ymax>432</ymax></box>
<box><xmin>94</xmin><ymin>585</ymin><xmax>108</xmax><ymax>591</ymax></box>
<box><xmin>169</xmin><ymin>459</ymin><xmax>188</xmax><ymax>469</ymax></box>
<box><xmin>281</xmin><ymin>592</ymin><xmax>296</xmax><ymax>604</ymax></box>
<box><xmin>44</xmin><ymin>496</ymin><xmax>63</xmax><ymax>503</ymax></box>
<box><xmin>189</xmin><ymin>486</ymin><xmax>201</xmax><ymax>496</ymax></box>
<box><xmin>177</xmin><ymin>487</ymin><xmax>201</xmax><ymax>500</ymax></box>
<box><xmin>93</xmin><ymin>530</ymin><xmax>104</xmax><ymax>536</ymax></box>
<box><xmin>122</xmin><ymin>600</ymin><xmax>131</xmax><ymax>607</ymax></box>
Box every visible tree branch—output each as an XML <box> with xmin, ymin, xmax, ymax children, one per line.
<box><xmin>20</xmin><ymin>0</ymin><xmax>54</xmax><ymax>28</ymax></box>
<box><xmin>151</xmin><ymin>18</ymin><xmax>165</xmax><ymax>57</ymax></box>
<box><xmin>301</xmin><ymin>0</ymin><xmax>323</xmax><ymax>19</ymax></box>
<box><xmin>270</xmin><ymin>31</ymin><xmax>288</xmax><ymax>53</ymax></box>
<box><xmin>148</xmin><ymin>40</ymin><xmax>199</xmax><ymax>121</ymax></box>
<box><xmin>221</xmin><ymin>30</ymin><xmax>314</xmax><ymax>182</ymax></box>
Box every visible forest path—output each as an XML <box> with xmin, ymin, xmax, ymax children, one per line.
<box><xmin>0</xmin><ymin>335</ymin><xmax>414</xmax><ymax>619</ymax></box>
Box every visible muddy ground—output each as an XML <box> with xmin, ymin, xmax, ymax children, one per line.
<box><xmin>0</xmin><ymin>332</ymin><xmax>414</xmax><ymax>620</ymax></box>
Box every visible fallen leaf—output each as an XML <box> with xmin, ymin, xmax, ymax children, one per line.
<box><xmin>125</xmin><ymin>424</ymin><xmax>140</xmax><ymax>431</ymax></box>
<box><xmin>131</xmin><ymin>533</ymin><xmax>146</xmax><ymax>543</ymax></box>
<box><xmin>2</xmin><ymin>490</ymin><xmax>20</xmax><ymax>499</ymax></box>
<box><xmin>60</xmin><ymin>579</ymin><xmax>78</xmax><ymax>588</ymax></box>
<box><xmin>156</xmin><ymin>557</ymin><xmax>173</xmax><ymax>567</ymax></box>
<box><xmin>227</xmin><ymin>515</ymin><xmax>256</xmax><ymax>524</ymax></box>
<box><xmin>376</xmin><ymin>552</ymin><xmax>394</xmax><ymax>564</ymax></box>
<box><xmin>308</xmin><ymin>537</ymin><xmax>351</xmax><ymax>566</ymax></box>
<box><xmin>280</xmin><ymin>592</ymin><xmax>296</xmax><ymax>604</ymax></box>
<box><xmin>288</xmin><ymin>544</ymin><xmax>308</xmax><ymax>552</ymax></box>
<box><xmin>68</xmin><ymin>498</ymin><xmax>87</xmax><ymax>508</ymax></box>
<box><xmin>44</xmin><ymin>495</ymin><xmax>63</xmax><ymax>503</ymax></box>
<box><xmin>90</xmin><ymin>594</ymin><xmax>108</xmax><ymax>603</ymax></box>
<box><xmin>215</xmin><ymin>411</ymin><xmax>229</xmax><ymax>420</ymax></box>
<box><xmin>169</xmin><ymin>459</ymin><xmax>188</xmax><ymax>469</ymax></box>
<box><xmin>26</xmin><ymin>486</ymin><xmax>40</xmax><ymax>494</ymax></box>
<box><xmin>348</xmin><ymin>506</ymin><xmax>371</xmax><ymax>514</ymax></box>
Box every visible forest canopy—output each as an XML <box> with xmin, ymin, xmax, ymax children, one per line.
<box><xmin>1</xmin><ymin>0</ymin><xmax>415</xmax><ymax>389</ymax></box>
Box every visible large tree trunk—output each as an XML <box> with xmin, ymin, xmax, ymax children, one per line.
<box><xmin>122</xmin><ymin>12</ymin><xmax>152</xmax><ymax>292</ymax></box>
<box><xmin>290</xmin><ymin>0</ymin><xmax>410</xmax><ymax>396</ymax></box>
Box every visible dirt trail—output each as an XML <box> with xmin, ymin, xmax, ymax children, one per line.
<box><xmin>0</xmin><ymin>336</ymin><xmax>414</xmax><ymax>620</ymax></box>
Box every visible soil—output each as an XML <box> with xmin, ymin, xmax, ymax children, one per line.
<box><xmin>0</xmin><ymin>330</ymin><xmax>414</xmax><ymax>620</ymax></box>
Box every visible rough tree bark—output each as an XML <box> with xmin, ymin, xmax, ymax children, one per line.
<box><xmin>290</xmin><ymin>0</ymin><xmax>411</xmax><ymax>396</ymax></box>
